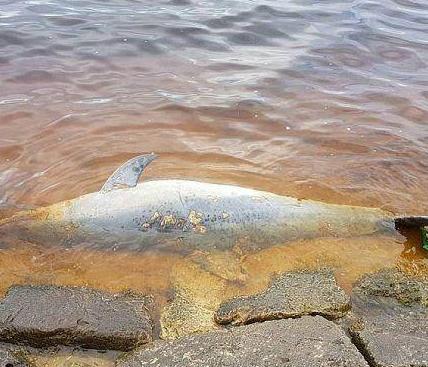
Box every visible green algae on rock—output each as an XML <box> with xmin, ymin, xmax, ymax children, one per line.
<box><xmin>422</xmin><ymin>226</ymin><xmax>428</xmax><ymax>251</ymax></box>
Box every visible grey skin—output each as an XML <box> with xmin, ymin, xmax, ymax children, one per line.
<box><xmin>0</xmin><ymin>154</ymin><xmax>426</xmax><ymax>251</ymax></box>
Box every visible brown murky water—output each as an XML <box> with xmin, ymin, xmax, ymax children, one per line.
<box><xmin>0</xmin><ymin>0</ymin><xmax>427</xmax><ymax>364</ymax></box>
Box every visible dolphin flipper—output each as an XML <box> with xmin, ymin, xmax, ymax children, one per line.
<box><xmin>101</xmin><ymin>153</ymin><xmax>158</xmax><ymax>192</ymax></box>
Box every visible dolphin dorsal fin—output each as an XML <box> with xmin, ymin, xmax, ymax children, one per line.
<box><xmin>101</xmin><ymin>153</ymin><xmax>158</xmax><ymax>192</ymax></box>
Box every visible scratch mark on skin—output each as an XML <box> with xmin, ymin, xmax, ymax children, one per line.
<box><xmin>178</xmin><ymin>190</ymin><xmax>185</xmax><ymax>211</ymax></box>
<box><xmin>251</xmin><ymin>196</ymin><xmax>267</xmax><ymax>203</ymax></box>
<box><xmin>207</xmin><ymin>195</ymin><xmax>220</xmax><ymax>203</ymax></box>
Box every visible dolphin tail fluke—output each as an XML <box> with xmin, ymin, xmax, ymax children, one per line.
<box><xmin>394</xmin><ymin>216</ymin><xmax>428</xmax><ymax>229</ymax></box>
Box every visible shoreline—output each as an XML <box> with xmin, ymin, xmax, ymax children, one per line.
<box><xmin>0</xmin><ymin>267</ymin><xmax>426</xmax><ymax>367</ymax></box>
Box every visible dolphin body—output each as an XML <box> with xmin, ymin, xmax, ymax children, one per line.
<box><xmin>0</xmin><ymin>154</ymin><xmax>426</xmax><ymax>251</ymax></box>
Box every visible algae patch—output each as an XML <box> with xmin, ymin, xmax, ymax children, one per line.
<box><xmin>422</xmin><ymin>226</ymin><xmax>428</xmax><ymax>251</ymax></box>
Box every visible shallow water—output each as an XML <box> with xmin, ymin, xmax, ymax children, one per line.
<box><xmin>1</xmin><ymin>0</ymin><xmax>427</xmax><ymax>212</ymax></box>
<box><xmin>0</xmin><ymin>0</ymin><xmax>428</xmax><ymax>363</ymax></box>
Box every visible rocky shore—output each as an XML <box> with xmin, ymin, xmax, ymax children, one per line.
<box><xmin>0</xmin><ymin>268</ymin><xmax>426</xmax><ymax>367</ymax></box>
<box><xmin>0</xmin><ymin>286</ymin><xmax>153</xmax><ymax>351</ymax></box>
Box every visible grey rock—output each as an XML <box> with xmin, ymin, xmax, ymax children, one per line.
<box><xmin>0</xmin><ymin>285</ymin><xmax>153</xmax><ymax>351</ymax></box>
<box><xmin>117</xmin><ymin>316</ymin><xmax>369</xmax><ymax>367</ymax></box>
<box><xmin>350</xmin><ymin>269</ymin><xmax>428</xmax><ymax>367</ymax></box>
<box><xmin>0</xmin><ymin>343</ymin><xmax>29</xmax><ymax>367</ymax></box>
<box><xmin>215</xmin><ymin>269</ymin><xmax>350</xmax><ymax>325</ymax></box>
<box><xmin>354</xmin><ymin>268</ymin><xmax>428</xmax><ymax>306</ymax></box>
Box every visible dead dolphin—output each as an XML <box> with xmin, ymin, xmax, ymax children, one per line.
<box><xmin>0</xmin><ymin>154</ymin><xmax>426</xmax><ymax>250</ymax></box>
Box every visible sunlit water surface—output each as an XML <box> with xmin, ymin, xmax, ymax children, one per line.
<box><xmin>0</xmin><ymin>0</ymin><xmax>428</xmax><ymax>364</ymax></box>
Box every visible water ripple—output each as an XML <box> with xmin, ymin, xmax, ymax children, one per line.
<box><xmin>0</xmin><ymin>0</ymin><xmax>427</xmax><ymax>215</ymax></box>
